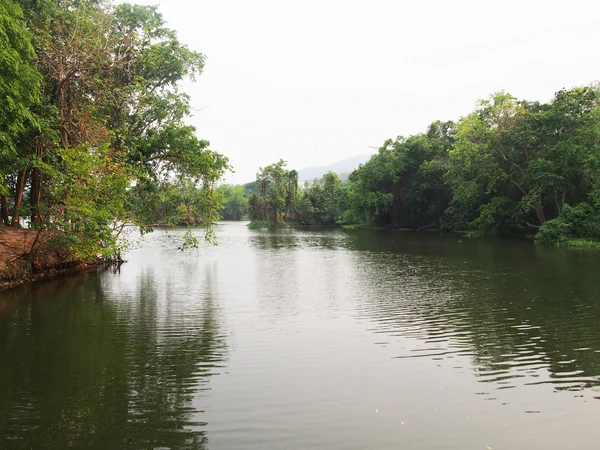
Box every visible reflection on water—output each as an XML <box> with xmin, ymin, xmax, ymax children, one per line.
<box><xmin>2</xmin><ymin>223</ymin><xmax>600</xmax><ymax>449</ymax></box>
<box><xmin>0</xmin><ymin>256</ymin><xmax>226</xmax><ymax>449</ymax></box>
<box><xmin>351</xmin><ymin>234</ymin><xmax>600</xmax><ymax>394</ymax></box>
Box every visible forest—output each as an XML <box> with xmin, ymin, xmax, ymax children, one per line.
<box><xmin>0</xmin><ymin>0</ymin><xmax>228</xmax><ymax>264</ymax></box>
<box><xmin>221</xmin><ymin>87</ymin><xmax>600</xmax><ymax>246</ymax></box>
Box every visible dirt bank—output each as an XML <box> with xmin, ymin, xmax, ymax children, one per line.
<box><xmin>0</xmin><ymin>226</ymin><xmax>87</xmax><ymax>291</ymax></box>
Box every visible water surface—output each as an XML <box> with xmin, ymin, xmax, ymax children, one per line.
<box><xmin>2</xmin><ymin>222</ymin><xmax>600</xmax><ymax>449</ymax></box>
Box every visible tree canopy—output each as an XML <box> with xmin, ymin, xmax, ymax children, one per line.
<box><xmin>237</xmin><ymin>84</ymin><xmax>600</xmax><ymax>245</ymax></box>
<box><xmin>0</xmin><ymin>0</ymin><xmax>229</xmax><ymax>259</ymax></box>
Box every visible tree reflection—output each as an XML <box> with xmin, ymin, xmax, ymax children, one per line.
<box><xmin>0</xmin><ymin>266</ymin><xmax>226</xmax><ymax>449</ymax></box>
<box><xmin>249</xmin><ymin>228</ymin><xmax>350</xmax><ymax>251</ymax></box>
<box><xmin>347</xmin><ymin>230</ymin><xmax>600</xmax><ymax>394</ymax></box>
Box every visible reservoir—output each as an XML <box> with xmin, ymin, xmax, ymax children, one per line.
<box><xmin>1</xmin><ymin>221</ymin><xmax>600</xmax><ymax>449</ymax></box>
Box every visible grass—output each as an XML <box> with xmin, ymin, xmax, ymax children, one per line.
<box><xmin>342</xmin><ymin>224</ymin><xmax>385</xmax><ymax>230</ymax></box>
<box><xmin>560</xmin><ymin>238</ymin><xmax>600</xmax><ymax>249</ymax></box>
<box><xmin>248</xmin><ymin>219</ymin><xmax>343</xmax><ymax>229</ymax></box>
<box><xmin>247</xmin><ymin>219</ymin><xmax>295</xmax><ymax>229</ymax></box>
<box><xmin>247</xmin><ymin>220</ymin><xmax>270</xmax><ymax>229</ymax></box>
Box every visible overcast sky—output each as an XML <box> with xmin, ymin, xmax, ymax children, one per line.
<box><xmin>130</xmin><ymin>0</ymin><xmax>600</xmax><ymax>183</ymax></box>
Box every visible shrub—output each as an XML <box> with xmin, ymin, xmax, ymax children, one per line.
<box><xmin>536</xmin><ymin>203</ymin><xmax>600</xmax><ymax>245</ymax></box>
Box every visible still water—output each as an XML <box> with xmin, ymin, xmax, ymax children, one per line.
<box><xmin>2</xmin><ymin>222</ymin><xmax>600</xmax><ymax>449</ymax></box>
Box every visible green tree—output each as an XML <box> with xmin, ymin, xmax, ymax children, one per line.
<box><xmin>298</xmin><ymin>172</ymin><xmax>345</xmax><ymax>225</ymax></box>
<box><xmin>3</xmin><ymin>0</ymin><xmax>228</xmax><ymax>261</ymax></box>
<box><xmin>344</xmin><ymin>121</ymin><xmax>454</xmax><ymax>228</ymax></box>
<box><xmin>0</xmin><ymin>0</ymin><xmax>41</xmax><ymax>224</ymax></box>
<box><xmin>248</xmin><ymin>160</ymin><xmax>297</xmax><ymax>228</ymax></box>
<box><xmin>217</xmin><ymin>185</ymin><xmax>248</xmax><ymax>220</ymax></box>
<box><xmin>446</xmin><ymin>88</ymin><xmax>600</xmax><ymax>235</ymax></box>
<box><xmin>341</xmin><ymin>85</ymin><xmax>600</xmax><ymax>242</ymax></box>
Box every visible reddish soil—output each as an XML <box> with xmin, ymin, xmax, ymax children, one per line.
<box><xmin>0</xmin><ymin>226</ymin><xmax>84</xmax><ymax>290</ymax></box>
<box><xmin>0</xmin><ymin>226</ymin><xmax>36</xmax><ymax>262</ymax></box>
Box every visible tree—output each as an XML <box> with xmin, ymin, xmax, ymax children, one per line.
<box><xmin>3</xmin><ymin>0</ymin><xmax>229</xmax><ymax>260</ymax></box>
<box><xmin>0</xmin><ymin>0</ymin><xmax>41</xmax><ymax>225</ymax></box>
<box><xmin>248</xmin><ymin>160</ymin><xmax>297</xmax><ymax>228</ymax></box>
<box><xmin>344</xmin><ymin>121</ymin><xmax>454</xmax><ymax>228</ymax></box>
<box><xmin>217</xmin><ymin>185</ymin><xmax>248</xmax><ymax>220</ymax></box>
<box><xmin>446</xmin><ymin>88</ymin><xmax>600</xmax><ymax>235</ymax></box>
<box><xmin>297</xmin><ymin>172</ymin><xmax>345</xmax><ymax>225</ymax></box>
<box><xmin>341</xmin><ymin>85</ymin><xmax>600</xmax><ymax>242</ymax></box>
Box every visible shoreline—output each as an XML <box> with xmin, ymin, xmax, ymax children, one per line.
<box><xmin>243</xmin><ymin>220</ymin><xmax>600</xmax><ymax>249</ymax></box>
<box><xmin>0</xmin><ymin>225</ymin><xmax>113</xmax><ymax>293</ymax></box>
<box><xmin>3</xmin><ymin>221</ymin><xmax>597</xmax><ymax>294</ymax></box>
<box><xmin>0</xmin><ymin>261</ymin><xmax>104</xmax><ymax>293</ymax></box>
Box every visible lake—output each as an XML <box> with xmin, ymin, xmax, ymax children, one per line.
<box><xmin>1</xmin><ymin>221</ymin><xmax>600</xmax><ymax>449</ymax></box>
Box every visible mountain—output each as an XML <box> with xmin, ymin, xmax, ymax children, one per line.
<box><xmin>297</xmin><ymin>154</ymin><xmax>373</xmax><ymax>182</ymax></box>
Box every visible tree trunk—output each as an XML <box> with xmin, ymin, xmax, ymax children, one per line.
<box><xmin>534</xmin><ymin>202</ymin><xmax>546</xmax><ymax>224</ymax></box>
<box><xmin>270</xmin><ymin>210</ymin><xmax>279</xmax><ymax>229</ymax></box>
<box><xmin>11</xmin><ymin>168</ymin><xmax>28</xmax><ymax>227</ymax></box>
<box><xmin>58</xmin><ymin>80</ymin><xmax>70</xmax><ymax>149</ymax></box>
<box><xmin>30</xmin><ymin>167</ymin><xmax>42</xmax><ymax>224</ymax></box>
<box><xmin>1</xmin><ymin>196</ymin><xmax>9</xmax><ymax>225</ymax></box>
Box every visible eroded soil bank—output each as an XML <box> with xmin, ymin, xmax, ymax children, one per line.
<box><xmin>0</xmin><ymin>226</ymin><xmax>88</xmax><ymax>291</ymax></box>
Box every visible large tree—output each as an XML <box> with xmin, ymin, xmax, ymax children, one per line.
<box><xmin>0</xmin><ymin>0</ymin><xmax>41</xmax><ymax>225</ymax></box>
<box><xmin>248</xmin><ymin>160</ymin><xmax>297</xmax><ymax>228</ymax></box>
<box><xmin>4</xmin><ymin>0</ymin><xmax>228</xmax><ymax>259</ymax></box>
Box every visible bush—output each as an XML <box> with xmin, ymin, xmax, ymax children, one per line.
<box><xmin>535</xmin><ymin>203</ymin><xmax>600</xmax><ymax>245</ymax></box>
<box><xmin>247</xmin><ymin>220</ymin><xmax>270</xmax><ymax>229</ymax></box>
<box><xmin>469</xmin><ymin>197</ymin><xmax>517</xmax><ymax>236</ymax></box>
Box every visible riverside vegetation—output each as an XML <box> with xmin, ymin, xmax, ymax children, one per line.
<box><xmin>0</xmin><ymin>0</ymin><xmax>228</xmax><ymax>282</ymax></box>
<box><xmin>229</xmin><ymin>87</ymin><xmax>600</xmax><ymax>249</ymax></box>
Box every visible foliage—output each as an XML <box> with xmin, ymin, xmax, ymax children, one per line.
<box><xmin>295</xmin><ymin>172</ymin><xmax>345</xmax><ymax>225</ymax></box>
<box><xmin>247</xmin><ymin>160</ymin><xmax>297</xmax><ymax>228</ymax></box>
<box><xmin>561</xmin><ymin>239</ymin><xmax>600</xmax><ymax>249</ymax></box>
<box><xmin>535</xmin><ymin>203</ymin><xmax>600</xmax><ymax>245</ymax></box>
<box><xmin>338</xmin><ymin>85</ymin><xmax>600</xmax><ymax>243</ymax></box>
<box><xmin>217</xmin><ymin>184</ymin><xmax>248</xmax><ymax>220</ymax></box>
<box><xmin>129</xmin><ymin>179</ymin><xmax>219</xmax><ymax>227</ymax></box>
<box><xmin>468</xmin><ymin>197</ymin><xmax>519</xmax><ymax>236</ymax></box>
<box><xmin>342</xmin><ymin>224</ymin><xmax>385</xmax><ymax>230</ymax></box>
<box><xmin>242</xmin><ymin>84</ymin><xmax>600</xmax><ymax>246</ymax></box>
<box><xmin>237</xmin><ymin>83</ymin><xmax>600</xmax><ymax>246</ymax></box>
<box><xmin>294</xmin><ymin>193</ymin><xmax>316</xmax><ymax>225</ymax></box>
<box><xmin>0</xmin><ymin>0</ymin><xmax>229</xmax><ymax>264</ymax></box>
<box><xmin>242</xmin><ymin>181</ymin><xmax>257</xmax><ymax>194</ymax></box>
<box><xmin>445</xmin><ymin>88</ymin><xmax>600</xmax><ymax>233</ymax></box>
<box><xmin>0</xmin><ymin>0</ymin><xmax>40</xmax><ymax>154</ymax></box>
<box><xmin>44</xmin><ymin>144</ymin><xmax>129</xmax><ymax>260</ymax></box>
<box><xmin>247</xmin><ymin>220</ymin><xmax>271</xmax><ymax>229</ymax></box>
<box><xmin>344</xmin><ymin>121</ymin><xmax>454</xmax><ymax>228</ymax></box>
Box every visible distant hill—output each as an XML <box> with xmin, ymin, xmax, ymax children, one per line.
<box><xmin>297</xmin><ymin>154</ymin><xmax>373</xmax><ymax>182</ymax></box>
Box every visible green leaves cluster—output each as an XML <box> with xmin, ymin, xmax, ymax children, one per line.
<box><xmin>0</xmin><ymin>0</ymin><xmax>228</xmax><ymax>260</ymax></box>
<box><xmin>216</xmin><ymin>184</ymin><xmax>249</xmax><ymax>220</ymax></box>
<box><xmin>0</xmin><ymin>0</ymin><xmax>41</xmax><ymax>196</ymax></box>
<box><xmin>245</xmin><ymin>161</ymin><xmax>345</xmax><ymax>228</ymax></box>
<box><xmin>243</xmin><ymin>84</ymin><xmax>600</xmax><ymax>245</ymax></box>
<box><xmin>128</xmin><ymin>179</ymin><xmax>218</xmax><ymax>228</ymax></box>
<box><xmin>296</xmin><ymin>172</ymin><xmax>345</xmax><ymax>226</ymax></box>
<box><xmin>248</xmin><ymin>160</ymin><xmax>298</xmax><ymax>228</ymax></box>
<box><xmin>344</xmin><ymin>86</ymin><xmax>600</xmax><ymax>242</ymax></box>
<box><xmin>345</xmin><ymin>121</ymin><xmax>454</xmax><ymax>229</ymax></box>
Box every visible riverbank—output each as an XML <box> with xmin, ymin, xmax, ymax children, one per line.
<box><xmin>0</xmin><ymin>226</ymin><xmax>91</xmax><ymax>291</ymax></box>
<box><xmin>247</xmin><ymin>219</ymin><xmax>344</xmax><ymax>229</ymax></box>
<box><xmin>558</xmin><ymin>238</ymin><xmax>600</xmax><ymax>249</ymax></box>
<box><xmin>245</xmin><ymin>220</ymin><xmax>600</xmax><ymax>249</ymax></box>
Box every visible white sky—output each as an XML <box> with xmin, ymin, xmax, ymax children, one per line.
<box><xmin>130</xmin><ymin>0</ymin><xmax>600</xmax><ymax>183</ymax></box>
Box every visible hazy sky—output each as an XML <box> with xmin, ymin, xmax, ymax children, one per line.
<box><xmin>131</xmin><ymin>0</ymin><xmax>600</xmax><ymax>183</ymax></box>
